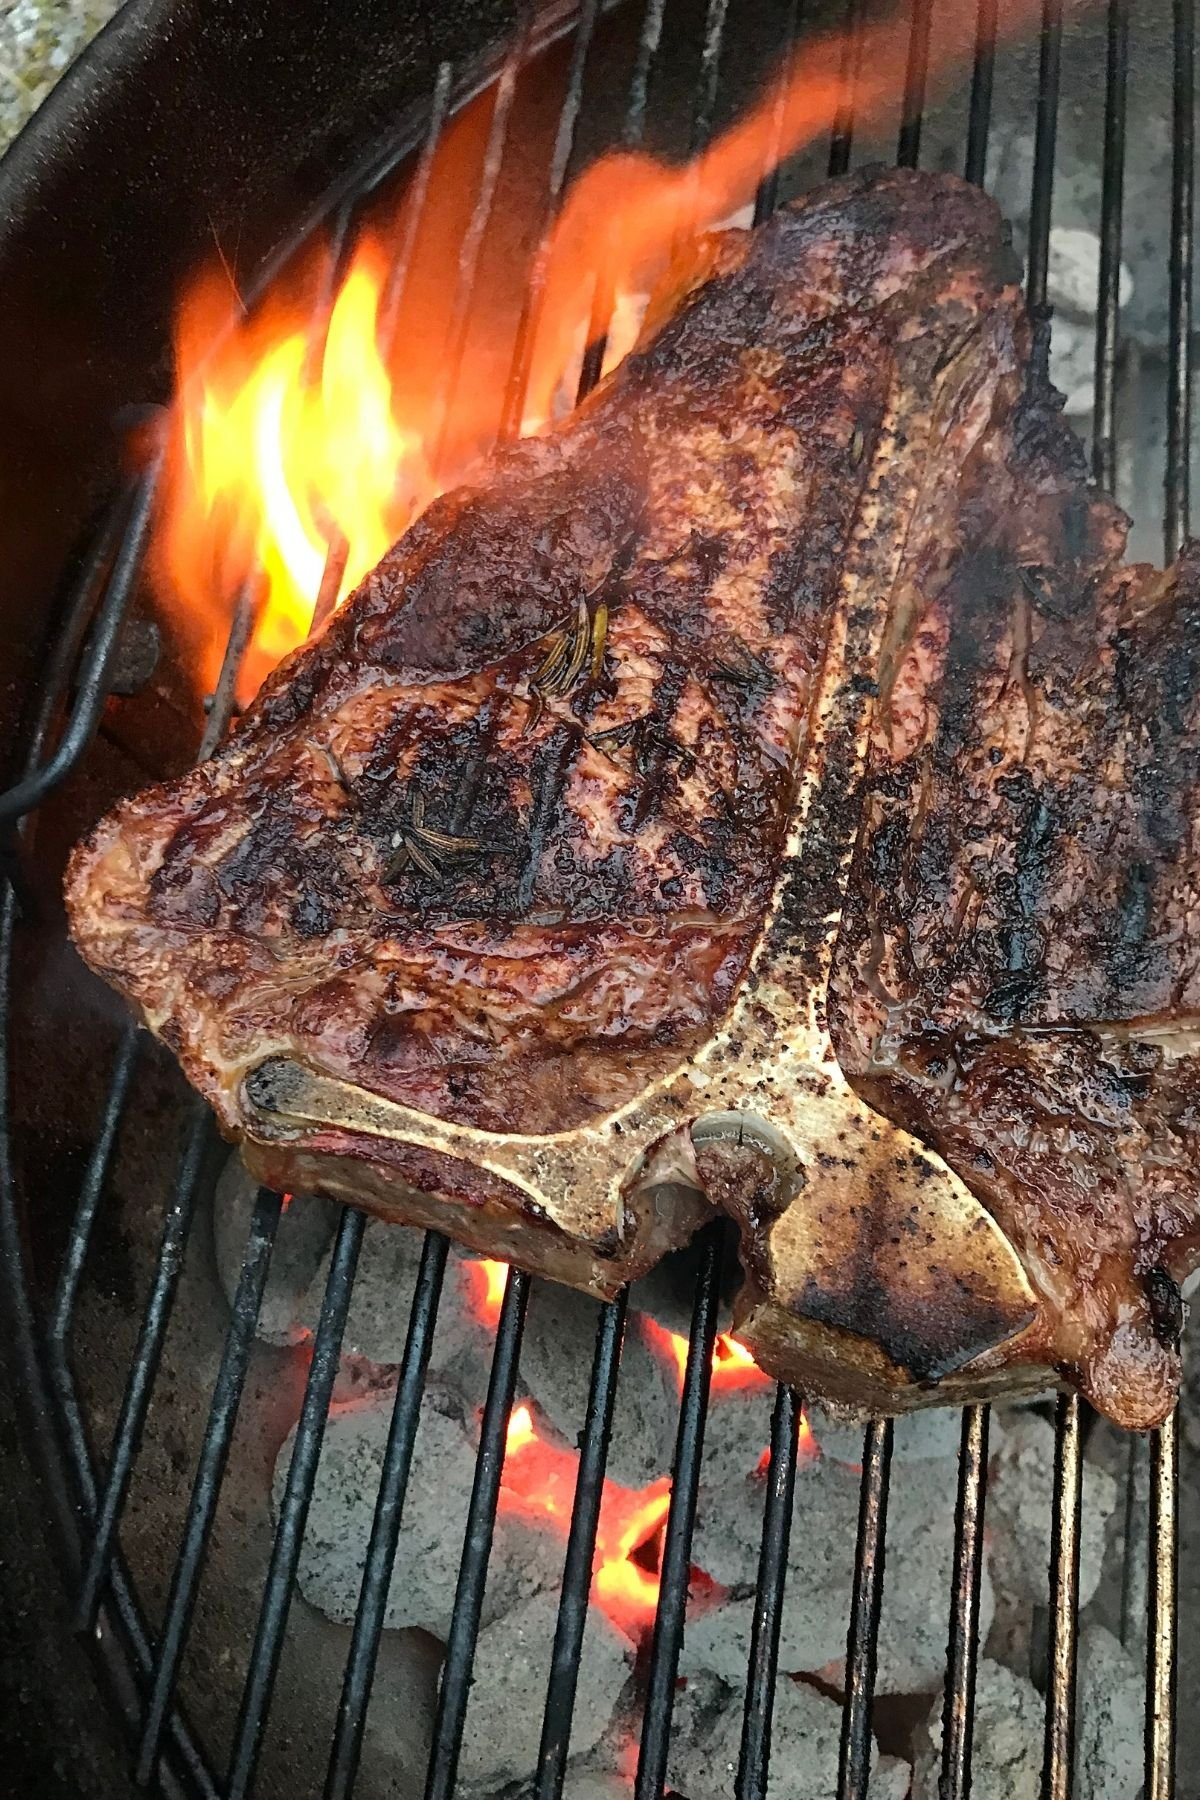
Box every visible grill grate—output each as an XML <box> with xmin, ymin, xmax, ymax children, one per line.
<box><xmin>0</xmin><ymin>2</ymin><xmax>1192</xmax><ymax>1796</ymax></box>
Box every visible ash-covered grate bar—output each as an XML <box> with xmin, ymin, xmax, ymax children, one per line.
<box><xmin>534</xmin><ymin>1289</ymin><xmax>629</xmax><ymax>1800</ymax></box>
<box><xmin>325</xmin><ymin>1229</ymin><xmax>451</xmax><ymax>1800</ymax></box>
<box><xmin>837</xmin><ymin>1418</ymin><xmax>894</xmax><ymax>1800</ymax></box>
<box><xmin>1092</xmin><ymin>0</ymin><xmax>1129</xmax><ymax>492</ymax></box>
<box><xmin>736</xmin><ymin>1384</ymin><xmax>804</xmax><ymax>1800</ymax></box>
<box><xmin>827</xmin><ymin>0</ymin><xmax>868</xmax><ymax>179</ymax></box>
<box><xmin>424</xmin><ymin>1265</ymin><xmax>531</xmax><ymax>1800</ymax></box>
<box><xmin>134</xmin><ymin>1184</ymin><xmax>284</xmax><ymax>1787</ymax></box>
<box><xmin>1042</xmin><ymin>1393</ymin><xmax>1084</xmax><ymax>1800</ymax></box>
<box><xmin>939</xmin><ymin>1405</ymin><xmax>991</xmax><ymax>1800</ymax></box>
<box><xmin>1167</xmin><ymin>0</ymin><xmax>1195</xmax><ymax>561</ymax></box>
<box><xmin>963</xmin><ymin>0</ymin><xmax>998</xmax><ymax>187</ymax></box>
<box><xmin>1025</xmin><ymin>0</ymin><xmax>1064</xmax><ymax>317</ymax></box>
<box><xmin>896</xmin><ymin>0</ymin><xmax>934</xmax><ymax>168</ymax></box>
<box><xmin>226</xmin><ymin>1205</ymin><xmax>366</xmax><ymax>1800</ymax></box>
<box><xmin>1147</xmin><ymin>1410</ymin><xmax>1180</xmax><ymax>1800</ymax></box>
<box><xmin>634</xmin><ymin>1221</ymin><xmax>722</xmax><ymax>1800</ymax></box>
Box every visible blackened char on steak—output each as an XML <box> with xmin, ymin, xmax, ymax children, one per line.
<box><xmin>65</xmin><ymin>167</ymin><xmax>1200</xmax><ymax>1427</ymax></box>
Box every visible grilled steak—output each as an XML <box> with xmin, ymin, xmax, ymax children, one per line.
<box><xmin>66</xmin><ymin>168</ymin><xmax>1199</xmax><ymax>1426</ymax></box>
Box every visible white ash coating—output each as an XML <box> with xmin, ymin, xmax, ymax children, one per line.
<box><xmin>1074</xmin><ymin>1622</ymin><xmax>1144</xmax><ymax>1800</ymax></box>
<box><xmin>298</xmin><ymin>1217</ymin><xmax>488</xmax><ymax>1379</ymax></box>
<box><xmin>666</xmin><ymin>1672</ymin><xmax>908</xmax><ymax>1800</ymax></box>
<box><xmin>686</xmin><ymin>1448</ymin><xmax>991</xmax><ymax>1695</ymax></box>
<box><xmin>911</xmin><ymin>1658</ymin><xmax>1042</xmax><ymax>1799</ymax></box>
<box><xmin>455</xmin><ymin>1589</ymin><xmax>632</xmax><ymax>1790</ymax></box>
<box><xmin>519</xmin><ymin>1280</ymin><xmax>678</xmax><ymax>1487</ymax></box>
<box><xmin>212</xmin><ymin>1156</ymin><xmax>336</xmax><ymax>1346</ymax></box>
<box><xmin>806</xmin><ymin>1401</ymin><xmax>964</xmax><ymax>1465</ymax></box>
<box><xmin>275</xmin><ymin>1381</ymin><xmax>558</xmax><ymax>1636</ymax></box>
<box><xmin>987</xmin><ymin>1412</ymin><xmax>1117</xmax><ymax>1610</ymax></box>
<box><xmin>698</xmin><ymin>1382</ymin><xmax>775</xmax><ymax>1489</ymax></box>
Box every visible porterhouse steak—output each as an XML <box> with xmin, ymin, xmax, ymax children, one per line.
<box><xmin>66</xmin><ymin>168</ymin><xmax>1200</xmax><ymax>1428</ymax></box>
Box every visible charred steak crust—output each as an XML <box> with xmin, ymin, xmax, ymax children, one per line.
<box><xmin>66</xmin><ymin>167</ymin><xmax>1199</xmax><ymax>1426</ymax></box>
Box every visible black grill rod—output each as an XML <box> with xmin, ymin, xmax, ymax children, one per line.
<box><xmin>573</xmin><ymin>0</ymin><xmax>668</xmax><ymax>400</ymax></box>
<box><xmin>0</xmin><ymin>886</ymin><xmax>217</xmax><ymax>1800</ymax></box>
<box><xmin>837</xmin><ymin>1417</ymin><xmax>894</xmax><ymax>1800</ymax></box>
<box><xmin>938</xmin><ymin>1404</ymin><xmax>992</xmax><ymax>1800</ymax></box>
<box><xmin>75</xmin><ymin>1103</ymin><xmax>215</xmax><ymax>1632</ymax></box>
<box><xmin>310</xmin><ymin>61</ymin><xmax>454</xmax><ymax>635</ymax></box>
<box><xmin>225</xmin><ymin>1205</ymin><xmax>366</xmax><ymax>1800</ymax></box>
<box><xmin>134</xmin><ymin>1183</ymin><xmax>285</xmax><ymax>1787</ymax></box>
<box><xmin>736</xmin><ymin>1385</ymin><xmax>804</xmax><ymax>1800</ymax></box>
<box><xmin>751</xmin><ymin>0</ymin><xmax>801</xmax><ymax>227</ymax></box>
<box><xmin>1025</xmin><ymin>0</ymin><xmax>1064</xmax><ymax>319</ymax></box>
<box><xmin>500</xmin><ymin>0</ymin><xmax>602</xmax><ymax>439</ymax></box>
<box><xmin>1146</xmin><ymin>1408</ymin><xmax>1180</xmax><ymax>1800</ymax></box>
<box><xmin>1166</xmin><ymin>0</ymin><xmax>1195</xmax><ymax>560</ymax></box>
<box><xmin>428</xmin><ymin>15</ymin><xmax>535</xmax><ymax>482</ymax></box>
<box><xmin>1092</xmin><ymin>0</ymin><xmax>1130</xmax><ymax>494</ymax></box>
<box><xmin>0</xmin><ymin>459</ymin><xmax>161</xmax><ymax>827</ymax></box>
<box><xmin>324</xmin><ymin>1229</ymin><xmax>451</xmax><ymax>1800</ymax></box>
<box><xmin>49</xmin><ymin>1028</ymin><xmax>139</xmax><ymax>1342</ymax></box>
<box><xmin>1041</xmin><ymin>1391</ymin><xmax>1083</xmax><ymax>1800</ymax></box>
<box><xmin>533</xmin><ymin>1287</ymin><xmax>629</xmax><ymax>1800</ymax></box>
<box><xmin>963</xmin><ymin>0</ymin><xmax>998</xmax><ymax>187</ymax></box>
<box><xmin>896</xmin><ymin>0</ymin><xmax>934</xmax><ymax>169</ymax></box>
<box><xmin>827</xmin><ymin>0</ymin><xmax>869</xmax><ymax>179</ymax></box>
<box><xmin>424</xmin><ymin>1264</ymin><xmax>531</xmax><ymax>1800</ymax></box>
<box><xmin>633</xmin><ymin>1220</ymin><xmax>722</xmax><ymax>1800</ymax></box>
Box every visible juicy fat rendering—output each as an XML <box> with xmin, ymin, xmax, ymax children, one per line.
<box><xmin>67</xmin><ymin>169</ymin><xmax>1200</xmax><ymax>1428</ymax></box>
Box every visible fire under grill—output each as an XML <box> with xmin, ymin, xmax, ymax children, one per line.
<box><xmin>0</xmin><ymin>0</ymin><xmax>1193</xmax><ymax>1795</ymax></box>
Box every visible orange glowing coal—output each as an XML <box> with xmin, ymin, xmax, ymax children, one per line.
<box><xmin>642</xmin><ymin>1318</ymin><xmax>772</xmax><ymax>1394</ymax></box>
<box><xmin>463</xmin><ymin>1258</ymin><xmax>510</xmax><ymax>1327</ymax></box>
<box><xmin>500</xmin><ymin>1398</ymin><xmax>674</xmax><ymax>1636</ymax></box>
<box><xmin>152</xmin><ymin>0</ymin><xmax>1063</xmax><ymax>713</ymax></box>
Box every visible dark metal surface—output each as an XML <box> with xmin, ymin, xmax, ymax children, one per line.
<box><xmin>837</xmin><ymin>1419</ymin><xmax>893</xmax><ymax>1800</ymax></box>
<box><xmin>939</xmin><ymin>1405</ymin><xmax>991</xmax><ymax>1800</ymax></box>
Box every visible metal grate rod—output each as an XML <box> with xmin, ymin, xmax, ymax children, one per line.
<box><xmin>896</xmin><ymin>0</ymin><xmax>934</xmax><ymax>168</ymax></box>
<box><xmin>827</xmin><ymin>0</ymin><xmax>869</xmax><ymax>179</ymax></box>
<box><xmin>939</xmin><ymin>1404</ymin><xmax>991</xmax><ymax>1800</ymax></box>
<box><xmin>325</xmin><ymin>1229</ymin><xmax>452</xmax><ymax>1800</ymax></box>
<box><xmin>837</xmin><ymin>1417</ymin><xmax>893</xmax><ymax>1800</ymax></box>
<box><xmin>1042</xmin><ymin>1392</ymin><xmax>1083</xmax><ymax>1800</ymax></box>
<box><xmin>736</xmin><ymin>1385</ymin><xmax>803</xmax><ymax>1800</ymax></box>
<box><xmin>1146</xmin><ymin>1409</ymin><xmax>1180</xmax><ymax>1800</ymax></box>
<box><xmin>1025</xmin><ymin>0</ymin><xmax>1064</xmax><ymax>316</ymax></box>
<box><xmin>533</xmin><ymin>1289</ymin><xmax>629</xmax><ymax>1800</ymax></box>
<box><xmin>963</xmin><ymin>0</ymin><xmax>998</xmax><ymax>186</ymax></box>
<box><xmin>424</xmin><ymin>1265</ymin><xmax>531</xmax><ymax>1800</ymax></box>
<box><xmin>633</xmin><ymin>1221</ymin><xmax>723</xmax><ymax>1800</ymax></box>
<box><xmin>1092</xmin><ymin>0</ymin><xmax>1129</xmax><ymax>492</ymax></box>
<box><xmin>1166</xmin><ymin>0</ymin><xmax>1195</xmax><ymax>559</ymax></box>
<box><xmin>76</xmin><ymin>1104</ymin><xmax>215</xmax><ymax>1631</ymax></box>
<box><xmin>135</xmin><ymin>1184</ymin><xmax>285</xmax><ymax>1786</ymax></box>
<box><xmin>226</xmin><ymin>1205</ymin><xmax>366</xmax><ymax>1800</ymax></box>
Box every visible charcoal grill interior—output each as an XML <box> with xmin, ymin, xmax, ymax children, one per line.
<box><xmin>0</xmin><ymin>0</ymin><xmax>1194</xmax><ymax>1795</ymax></box>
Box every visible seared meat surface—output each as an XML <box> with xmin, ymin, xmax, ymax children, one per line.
<box><xmin>66</xmin><ymin>168</ymin><xmax>1200</xmax><ymax>1425</ymax></box>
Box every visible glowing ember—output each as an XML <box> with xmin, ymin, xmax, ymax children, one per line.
<box><xmin>506</xmin><ymin>1402</ymin><xmax>536</xmax><ymax>1454</ymax></box>
<box><xmin>462</xmin><ymin>1257</ymin><xmax>510</xmax><ymax>1327</ymax></box>
<box><xmin>642</xmin><ymin>1319</ymin><xmax>771</xmax><ymax>1393</ymax></box>
<box><xmin>500</xmin><ymin>1400</ymin><xmax>675</xmax><ymax>1636</ymax></box>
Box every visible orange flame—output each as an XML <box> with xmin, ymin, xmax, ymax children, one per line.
<box><xmin>462</xmin><ymin>1258</ymin><xmax>510</xmax><ymax>1327</ymax></box>
<box><xmin>643</xmin><ymin>1319</ymin><xmax>772</xmax><ymax>1394</ymax></box>
<box><xmin>152</xmin><ymin>0</ymin><xmax>1063</xmax><ymax>714</ymax></box>
<box><xmin>500</xmin><ymin>1400</ymin><xmax>675</xmax><ymax>1636</ymax></box>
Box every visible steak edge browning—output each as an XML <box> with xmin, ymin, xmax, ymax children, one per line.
<box><xmin>66</xmin><ymin>168</ymin><xmax>1198</xmax><ymax>1427</ymax></box>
